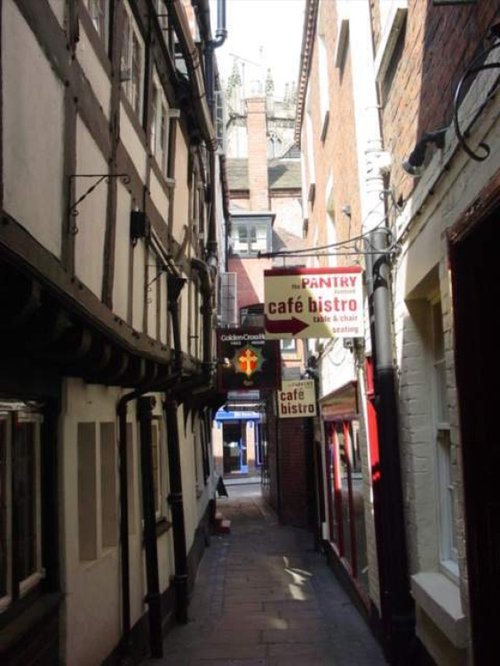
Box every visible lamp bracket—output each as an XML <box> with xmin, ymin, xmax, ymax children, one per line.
<box><xmin>68</xmin><ymin>173</ymin><xmax>130</xmax><ymax>233</ymax></box>
<box><xmin>453</xmin><ymin>36</ymin><xmax>500</xmax><ymax>162</ymax></box>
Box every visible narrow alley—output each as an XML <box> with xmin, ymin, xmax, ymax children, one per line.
<box><xmin>144</xmin><ymin>482</ymin><xmax>387</xmax><ymax>666</ymax></box>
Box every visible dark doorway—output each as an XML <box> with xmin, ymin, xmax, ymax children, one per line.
<box><xmin>222</xmin><ymin>422</ymin><xmax>246</xmax><ymax>474</ymax></box>
<box><xmin>450</xmin><ymin>203</ymin><xmax>500</xmax><ymax>664</ymax></box>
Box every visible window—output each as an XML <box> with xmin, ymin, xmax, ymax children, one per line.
<box><xmin>230</xmin><ymin>218</ymin><xmax>271</xmax><ymax>256</ymax></box>
<box><xmin>121</xmin><ymin>8</ymin><xmax>144</xmax><ymax>117</ymax></box>
<box><xmin>77</xmin><ymin>421</ymin><xmax>118</xmax><ymax>561</ymax></box>
<box><xmin>374</xmin><ymin>2</ymin><xmax>407</xmax><ymax>102</ymax></box>
<box><xmin>84</xmin><ymin>0</ymin><xmax>109</xmax><ymax>46</ymax></box>
<box><xmin>280</xmin><ymin>338</ymin><xmax>297</xmax><ymax>354</ymax></box>
<box><xmin>150</xmin><ymin>80</ymin><xmax>170</xmax><ymax>175</ymax></box>
<box><xmin>431</xmin><ymin>299</ymin><xmax>457</xmax><ymax>576</ymax></box>
<box><xmin>0</xmin><ymin>403</ymin><xmax>44</xmax><ymax>610</ymax></box>
<box><xmin>317</xmin><ymin>24</ymin><xmax>329</xmax><ymax>140</ymax></box>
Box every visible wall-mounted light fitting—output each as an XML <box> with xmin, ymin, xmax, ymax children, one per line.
<box><xmin>130</xmin><ymin>210</ymin><xmax>151</xmax><ymax>245</ymax></box>
<box><xmin>402</xmin><ymin>129</ymin><xmax>446</xmax><ymax>176</ymax></box>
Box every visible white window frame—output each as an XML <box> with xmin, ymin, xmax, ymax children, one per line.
<box><xmin>150</xmin><ymin>74</ymin><xmax>171</xmax><ymax>176</ymax></box>
<box><xmin>231</xmin><ymin>220</ymin><xmax>270</xmax><ymax>256</ymax></box>
<box><xmin>430</xmin><ymin>297</ymin><xmax>458</xmax><ymax>581</ymax></box>
<box><xmin>84</xmin><ymin>0</ymin><xmax>110</xmax><ymax>48</ymax></box>
<box><xmin>121</xmin><ymin>5</ymin><xmax>144</xmax><ymax>118</ymax></box>
<box><xmin>0</xmin><ymin>406</ymin><xmax>43</xmax><ymax>610</ymax></box>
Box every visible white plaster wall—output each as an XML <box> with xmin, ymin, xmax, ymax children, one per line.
<box><xmin>2</xmin><ymin>0</ymin><xmax>65</xmax><ymax>258</ymax></box>
<box><xmin>61</xmin><ymin>379</ymin><xmax>123</xmax><ymax>666</ymax></box>
<box><xmin>150</xmin><ymin>170</ymin><xmax>170</xmax><ymax>220</ymax></box>
<box><xmin>74</xmin><ymin>116</ymin><xmax>108</xmax><ymax>297</ymax></box>
<box><xmin>48</xmin><ymin>0</ymin><xmax>65</xmax><ymax>25</ymax></box>
<box><xmin>77</xmin><ymin>26</ymin><xmax>112</xmax><ymax>120</ymax></box>
<box><xmin>146</xmin><ymin>249</ymin><xmax>158</xmax><ymax>338</ymax></box>
<box><xmin>171</xmin><ymin>133</ymin><xmax>190</xmax><ymax>243</ymax></box>
<box><xmin>120</xmin><ymin>105</ymin><xmax>147</xmax><ymax>181</ymax></box>
<box><xmin>123</xmin><ymin>416</ymin><xmax>147</xmax><ymax>628</ymax></box>
<box><xmin>179</xmin><ymin>408</ymin><xmax>200</xmax><ymax>553</ymax></box>
<box><xmin>178</xmin><ymin>278</ymin><xmax>189</xmax><ymax>356</ymax></box>
<box><xmin>132</xmin><ymin>241</ymin><xmax>146</xmax><ymax>331</ymax></box>
<box><xmin>113</xmin><ymin>183</ymin><xmax>132</xmax><ymax>320</ymax></box>
<box><xmin>159</xmin><ymin>272</ymin><xmax>168</xmax><ymax>344</ymax></box>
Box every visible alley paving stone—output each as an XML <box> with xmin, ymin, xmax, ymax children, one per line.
<box><xmin>144</xmin><ymin>484</ymin><xmax>387</xmax><ymax>665</ymax></box>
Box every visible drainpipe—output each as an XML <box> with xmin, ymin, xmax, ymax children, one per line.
<box><xmin>365</xmin><ymin>225</ymin><xmax>414</xmax><ymax>664</ymax></box>
<box><xmin>348</xmin><ymin>1</ymin><xmax>414</xmax><ymax>661</ymax></box>
<box><xmin>117</xmin><ymin>372</ymin><xmax>181</xmax><ymax>658</ymax></box>
<box><xmin>170</xmin><ymin>0</ymin><xmax>217</xmax><ymax>148</ymax></box>
<box><xmin>197</xmin><ymin>0</ymin><xmax>227</xmax><ymax>112</ymax></box>
<box><xmin>137</xmin><ymin>395</ymin><xmax>163</xmax><ymax>658</ymax></box>
<box><xmin>164</xmin><ymin>266</ymin><xmax>214</xmax><ymax>622</ymax></box>
<box><xmin>164</xmin><ymin>396</ymin><xmax>189</xmax><ymax>623</ymax></box>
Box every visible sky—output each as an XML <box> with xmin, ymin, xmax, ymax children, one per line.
<box><xmin>209</xmin><ymin>0</ymin><xmax>306</xmax><ymax>98</ymax></box>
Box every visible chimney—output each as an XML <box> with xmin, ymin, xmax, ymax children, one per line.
<box><xmin>246</xmin><ymin>96</ymin><xmax>269</xmax><ymax>210</ymax></box>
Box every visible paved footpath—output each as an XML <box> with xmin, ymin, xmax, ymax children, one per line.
<box><xmin>144</xmin><ymin>484</ymin><xmax>388</xmax><ymax>665</ymax></box>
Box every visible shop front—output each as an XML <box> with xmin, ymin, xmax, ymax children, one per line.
<box><xmin>320</xmin><ymin>381</ymin><xmax>369</xmax><ymax>603</ymax></box>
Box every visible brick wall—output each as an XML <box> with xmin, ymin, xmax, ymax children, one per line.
<box><xmin>246</xmin><ymin>97</ymin><xmax>270</xmax><ymax>210</ymax></box>
<box><xmin>267</xmin><ymin>410</ymin><xmax>313</xmax><ymax>528</ymax></box>
<box><xmin>381</xmin><ymin>0</ymin><xmax>500</xmax><ymax>209</ymax></box>
<box><xmin>303</xmin><ymin>0</ymin><xmax>362</xmax><ymax>266</ymax></box>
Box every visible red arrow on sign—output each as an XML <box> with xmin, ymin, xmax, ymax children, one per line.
<box><xmin>265</xmin><ymin>316</ymin><xmax>309</xmax><ymax>336</ymax></box>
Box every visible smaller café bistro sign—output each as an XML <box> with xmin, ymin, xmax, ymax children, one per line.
<box><xmin>277</xmin><ymin>379</ymin><xmax>317</xmax><ymax>418</ymax></box>
<box><xmin>264</xmin><ymin>267</ymin><xmax>363</xmax><ymax>339</ymax></box>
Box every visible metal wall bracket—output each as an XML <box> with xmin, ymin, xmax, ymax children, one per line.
<box><xmin>68</xmin><ymin>173</ymin><xmax>130</xmax><ymax>234</ymax></box>
<box><xmin>453</xmin><ymin>35</ymin><xmax>500</xmax><ymax>162</ymax></box>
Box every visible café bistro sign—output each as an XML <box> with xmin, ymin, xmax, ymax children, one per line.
<box><xmin>264</xmin><ymin>266</ymin><xmax>363</xmax><ymax>339</ymax></box>
<box><xmin>277</xmin><ymin>379</ymin><xmax>317</xmax><ymax>418</ymax></box>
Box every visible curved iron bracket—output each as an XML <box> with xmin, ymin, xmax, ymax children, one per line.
<box><xmin>68</xmin><ymin>173</ymin><xmax>130</xmax><ymax>234</ymax></box>
<box><xmin>453</xmin><ymin>37</ymin><xmax>500</xmax><ymax>162</ymax></box>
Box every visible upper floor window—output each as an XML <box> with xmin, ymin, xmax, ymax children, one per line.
<box><xmin>151</xmin><ymin>79</ymin><xmax>170</xmax><ymax>175</ymax></box>
<box><xmin>121</xmin><ymin>7</ymin><xmax>144</xmax><ymax>117</ymax></box>
<box><xmin>84</xmin><ymin>0</ymin><xmax>109</xmax><ymax>46</ymax></box>
<box><xmin>230</xmin><ymin>218</ymin><xmax>272</xmax><ymax>257</ymax></box>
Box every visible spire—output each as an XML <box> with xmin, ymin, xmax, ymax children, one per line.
<box><xmin>265</xmin><ymin>68</ymin><xmax>274</xmax><ymax>96</ymax></box>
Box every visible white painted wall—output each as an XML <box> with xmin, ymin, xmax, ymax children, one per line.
<box><xmin>77</xmin><ymin>25</ymin><xmax>112</xmax><ymax>120</ymax></box>
<box><xmin>149</xmin><ymin>170</ymin><xmax>171</xmax><ymax>220</ymax></box>
<box><xmin>132</xmin><ymin>241</ymin><xmax>146</xmax><ymax>331</ymax></box>
<box><xmin>48</xmin><ymin>0</ymin><xmax>65</xmax><ymax>25</ymax></box>
<box><xmin>2</xmin><ymin>0</ymin><xmax>65</xmax><ymax>258</ymax></box>
<box><xmin>61</xmin><ymin>379</ymin><xmax>122</xmax><ymax>666</ymax></box>
<box><xmin>74</xmin><ymin>116</ymin><xmax>108</xmax><ymax>297</ymax></box>
<box><xmin>113</xmin><ymin>183</ymin><xmax>132</xmax><ymax>320</ymax></box>
<box><xmin>171</xmin><ymin>133</ymin><xmax>190</xmax><ymax>242</ymax></box>
<box><xmin>120</xmin><ymin>105</ymin><xmax>147</xmax><ymax>182</ymax></box>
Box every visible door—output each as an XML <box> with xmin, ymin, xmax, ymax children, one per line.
<box><xmin>222</xmin><ymin>422</ymin><xmax>246</xmax><ymax>474</ymax></box>
<box><xmin>450</xmin><ymin>204</ymin><xmax>500</xmax><ymax>664</ymax></box>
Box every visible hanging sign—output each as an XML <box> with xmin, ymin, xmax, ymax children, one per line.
<box><xmin>217</xmin><ymin>327</ymin><xmax>281</xmax><ymax>392</ymax></box>
<box><xmin>277</xmin><ymin>379</ymin><xmax>317</xmax><ymax>418</ymax></box>
<box><xmin>264</xmin><ymin>266</ymin><xmax>363</xmax><ymax>339</ymax></box>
